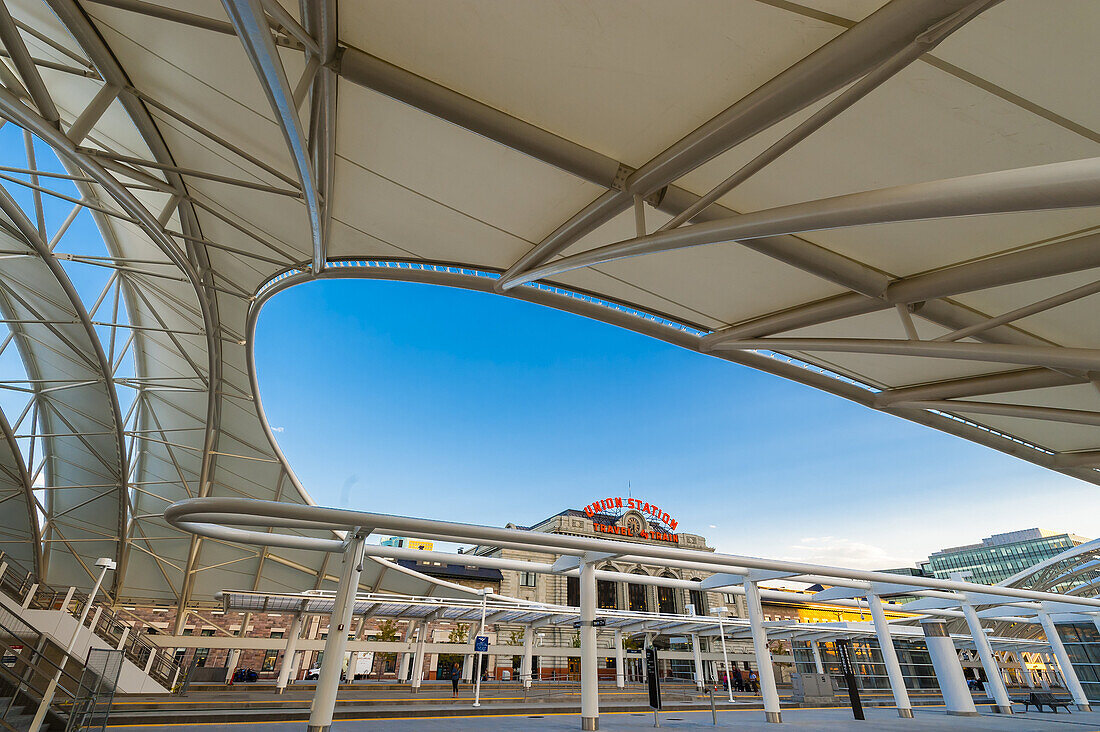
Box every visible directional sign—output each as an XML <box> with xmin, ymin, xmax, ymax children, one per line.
<box><xmin>645</xmin><ymin>647</ymin><xmax>662</xmax><ymax>710</ymax></box>
<box><xmin>573</xmin><ymin>619</ymin><xmax>608</xmax><ymax>628</ymax></box>
<box><xmin>474</xmin><ymin>636</ymin><xmax>489</xmax><ymax>653</ymax></box>
<box><xmin>834</xmin><ymin>639</ymin><xmax>864</xmax><ymax>721</ymax></box>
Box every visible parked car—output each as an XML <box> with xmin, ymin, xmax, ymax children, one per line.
<box><xmin>306</xmin><ymin>666</ymin><xmax>321</xmax><ymax>680</ymax></box>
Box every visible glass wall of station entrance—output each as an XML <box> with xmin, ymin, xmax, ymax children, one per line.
<box><xmin>792</xmin><ymin>638</ymin><xmax>938</xmax><ymax>691</ymax></box>
<box><xmin>1059</xmin><ymin>623</ymin><xmax>1100</xmax><ymax>703</ymax></box>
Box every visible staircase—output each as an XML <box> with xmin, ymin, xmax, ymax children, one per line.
<box><xmin>0</xmin><ymin>603</ymin><xmax>76</xmax><ymax>731</ymax></box>
<box><xmin>0</xmin><ymin>696</ymin><xmax>39</xmax><ymax>732</ymax></box>
<box><xmin>0</xmin><ymin>557</ymin><xmax>179</xmax><ymax>692</ymax></box>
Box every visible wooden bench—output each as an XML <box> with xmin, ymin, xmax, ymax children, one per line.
<box><xmin>1022</xmin><ymin>692</ymin><xmax>1073</xmax><ymax>713</ymax></box>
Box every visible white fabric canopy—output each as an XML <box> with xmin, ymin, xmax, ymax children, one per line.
<box><xmin>0</xmin><ymin>0</ymin><xmax>1094</xmax><ymax>616</ymax></box>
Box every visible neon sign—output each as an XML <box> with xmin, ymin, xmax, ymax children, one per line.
<box><xmin>582</xmin><ymin>497</ymin><xmax>678</xmax><ymax>531</ymax></box>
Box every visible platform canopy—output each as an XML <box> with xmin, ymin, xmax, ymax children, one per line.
<box><xmin>0</xmin><ymin>0</ymin><xmax>1095</xmax><ymax>611</ymax></box>
<box><xmin>216</xmin><ymin>589</ymin><xmax>1051</xmax><ymax>655</ymax></box>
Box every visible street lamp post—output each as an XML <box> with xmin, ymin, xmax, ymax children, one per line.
<box><xmin>472</xmin><ymin>588</ymin><xmax>489</xmax><ymax>708</ymax></box>
<box><xmin>711</xmin><ymin>606</ymin><xmax>734</xmax><ymax>703</ymax></box>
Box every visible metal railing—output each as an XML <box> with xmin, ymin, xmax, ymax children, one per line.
<box><xmin>0</xmin><ymin>557</ymin><xmax>180</xmax><ymax>692</ymax></box>
<box><xmin>0</xmin><ymin>602</ymin><xmax>81</xmax><ymax>731</ymax></box>
<box><xmin>521</xmin><ymin>672</ymin><xmax>581</xmax><ymax>703</ymax></box>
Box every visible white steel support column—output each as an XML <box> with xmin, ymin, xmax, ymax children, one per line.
<box><xmin>811</xmin><ymin>641</ymin><xmax>824</xmax><ymax>674</ymax></box>
<box><xmin>307</xmin><ymin>533</ymin><xmax>366</xmax><ymax>732</ymax></box>
<box><xmin>522</xmin><ymin>625</ymin><xmax>534</xmax><ymax>689</ymax></box>
<box><xmin>712</xmin><ymin>607</ymin><xmax>734</xmax><ymax>703</ymax></box>
<box><xmin>1039</xmin><ymin>612</ymin><xmax>1091</xmax><ymax>711</ymax></box>
<box><xmin>224</xmin><ymin>649</ymin><xmax>241</xmax><ymax>685</ymax></box>
<box><xmin>1046</xmin><ymin>653</ymin><xmax>1063</xmax><ymax>686</ymax></box>
<box><xmin>411</xmin><ymin>621</ymin><xmax>427</xmax><ymax>692</ymax></box>
<box><xmin>580</xmin><ymin>560</ymin><xmax>599</xmax><ymax>731</ymax></box>
<box><xmin>399</xmin><ymin>652</ymin><xmax>411</xmax><ymax>682</ymax></box>
<box><xmin>866</xmin><ymin>593</ymin><xmax>912</xmax><ymax>718</ymax></box>
<box><xmin>614</xmin><ymin>629</ymin><xmax>625</xmax><ymax>689</ymax></box>
<box><xmin>1039</xmin><ymin>654</ymin><xmax>1051</xmax><ymax>689</ymax></box>
<box><xmin>462</xmin><ymin>655</ymin><xmax>473</xmax><ymax>682</ymax></box>
<box><xmin>276</xmin><ymin>613</ymin><xmax>305</xmax><ymax>694</ymax></box>
<box><xmin>920</xmin><ymin>620</ymin><xmax>976</xmax><ymax>717</ymax></box>
<box><xmin>959</xmin><ymin>602</ymin><xmax>1012</xmax><ymax>714</ymax></box>
<box><xmin>1016</xmin><ymin>652</ymin><xmax>1034</xmax><ymax>689</ymax></box>
<box><xmin>744</xmin><ymin>580</ymin><xmax>781</xmax><ymax>723</ymax></box>
<box><xmin>472</xmin><ymin>589</ymin><xmax>489</xmax><ymax>707</ymax></box>
<box><xmin>691</xmin><ymin>633</ymin><xmax>705</xmax><ymax>690</ymax></box>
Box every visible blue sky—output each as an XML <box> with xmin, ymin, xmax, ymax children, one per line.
<box><xmin>255</xmin><ymin>278</ymin><xmax>1100</xmax><ymax>570</ymax></box>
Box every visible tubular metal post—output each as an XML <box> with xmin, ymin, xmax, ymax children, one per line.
<box><xmin>580</xmin><ymin>560</ymin><xmax>599</xmax><ymax>730</ymax></box>
<box><xmin>473</xmin><ymin>589</ymin><xmax>488</xmax><ymax>707</ymax></box>
<box><xmin>275</xmin><ymin>613</ymin><xmax>304</xmax><ymax>693</ymax></box>
<box><xmin>744</xmin><ymin>581</ymin><xmax>781</xmax><ymax>723</ymax></box>
<box><xmin>866</xmin><ymin>592</ymin><xmax>912</xmax><ymax>718</ymax></box>
<box><xmin>306</xmin><ymin>533</ymin><xmax>366</xmax><ymax>732</ymax></box>
<box><xmin>710</xmin><ymin>686</ymin><xmax>717</xmax><ymax>725</ymax></box>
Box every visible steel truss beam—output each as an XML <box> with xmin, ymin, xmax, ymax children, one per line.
<box><xmin>0</xmin><ymin>33</ymin><xmax>222</xmax><ymax>605</ymax></box>
<box><xmin>301</xmin><ymin>0</ymin><xmax>337</xmax><ymax>276</ymax></box>
<box><xmin>873</xmin><ymin>369</ymin><xmax>1083</xmax><ymax>407</ymax></box>
<box><xmin>705</xmin><ymin>229</ymin><xmax>1100</xmax><ymax>344</ymax></box>
<box><xmin>0</xmin><ymin>402</ymin><xmax>38</xmax><ymax>574</ymax></box>
<box><xmin>491</xmin><ymin>0</ymin><xmax>985</xmax><ymax>285</ymax></box>
<box><xmin>890</xmin><ymin>400</ymin><xmax>1100</xmax><ymax>428</ymax></box>
<box><xmin>707</xmin><ymin>338</ymin><xmax>1100</xmax><ymax>372</ymax></box>
<box><xmin>506</xmin><ymin>157</ymin><xmax>1100</xmax><ymax>289</ymax></box>
<box><xmin>334</xmin><ymin>42</ymin><xmax>1093</xmax><ymax>363</ymax></box>
<box><xmin>0</xmin><ymin>1</ymin><xmax>59</xmax><ymax>125</ymax></box>
<box><xmin>44</xmin><ymin>0</ymin><xmax>225</xmax><ymax>606</ymax></box>
<box><xmin>0</xmin><ymin>174</ymin><xmax>126</xmax><ymax>583</ymax></box>
<box><xmin>222</xmin><ymin>0</ymin><xmax>324</xmax><ymax>274</ymax></box>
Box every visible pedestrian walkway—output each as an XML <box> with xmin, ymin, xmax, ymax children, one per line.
<box><xmin>107</xmin><ymin>704</ymin><xmax>1100</xmax><ymax>730</ymax></box>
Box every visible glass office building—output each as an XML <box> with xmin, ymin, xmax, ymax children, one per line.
<box><xmin>926</xmin><ymin>529</ymin><xmax>1088</xmax><ymax>586</ymax></box>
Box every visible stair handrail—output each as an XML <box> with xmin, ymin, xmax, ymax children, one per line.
<box><xmin>0</xmin><ymin>554</ymin><xmax>181</xmax><ymax>691</ymax></box>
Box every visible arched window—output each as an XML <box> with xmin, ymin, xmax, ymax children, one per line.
<box><xmin>657</xmin><ymin>572</ymin><xmax>677</xmax><ymax>614</ymax></box>
<box><xmin>597</xmin><ymin>565</ymin><xmax>619</xmax><ymax>610</ymax></box>
<box><xmin>689</xmin><ymin>577</ymin><xmax>707</xmax><ymax>616</ymax></box>
<box><xmin>628</xmin><ymin>571</ymin><xmax>648</xmax><ymax>612</ymax></box>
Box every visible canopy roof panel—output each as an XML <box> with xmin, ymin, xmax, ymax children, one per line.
<box><xmin>0</xmin><ymin>0</ymin><xmax>1092</xmax><ymax>617</ymax></box>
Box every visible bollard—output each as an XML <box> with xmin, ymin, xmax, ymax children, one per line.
<box><xmin>710</xmin><ymin>686</ymin><xmax>718</xmax><ymax>725</ymax></box>
<box><xmin>653</xmin><ymin>708</ymin><xmax>660</xmax><ymax>727</ymax></box>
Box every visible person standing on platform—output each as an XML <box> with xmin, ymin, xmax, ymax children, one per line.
<box><xmin>451</xmin><ymin>662</ymin><xmax>461</xmax><ymax>698</ymax></box>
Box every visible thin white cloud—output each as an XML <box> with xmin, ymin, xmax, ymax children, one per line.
<box><xmin>271</xmin><ymin>426</ymin><xmax>284</xmax><ymax>433</ymax></box>
<box><xmin>783</xmin><ymin>536</ymin><xmax>914</xmax><ymax>571</ymax></box>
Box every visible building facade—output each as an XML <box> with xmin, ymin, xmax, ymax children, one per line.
<box><xmin>926</xmin><ymin>529</ymin><xmax>1089</xmax><ymax>585</ymax></box>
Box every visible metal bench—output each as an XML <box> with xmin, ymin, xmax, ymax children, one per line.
<box><xmin>1022</xmin><ymin>692</ymin><xmax>1073</xmax><ymax>713</ymax></box>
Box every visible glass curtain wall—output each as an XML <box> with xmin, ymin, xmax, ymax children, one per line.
<box><xmin>1059</xmin><ymin>623</ymin><xmax>1100</xmax><ymax>702</ymax></box>
<box><xmin>792</xmin><ymin>638</ymin><xmax>938</xmax><ymax>691</ymax></box>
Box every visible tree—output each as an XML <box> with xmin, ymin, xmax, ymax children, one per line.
<box><xmin>448</xmin><ymin>623</ymin><xmax>469</xmax><ymax>644</ymax></box>
<box><xmin>371</xmin><ymin>619</ymin><xmax>401</xmax><ymax>679</ymax></box>
<box><xmin>506</xmin><ymin>629</ymin><xmax>523</xmax><ymax>646</ymax></box>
